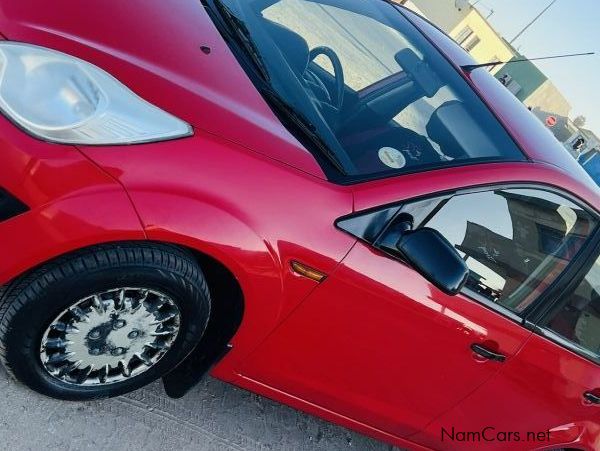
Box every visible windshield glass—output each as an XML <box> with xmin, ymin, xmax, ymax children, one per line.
<box><xmin>215</xmin><ymin>0</ymin><xmax>525</xmax><ymax>179</ymax></box>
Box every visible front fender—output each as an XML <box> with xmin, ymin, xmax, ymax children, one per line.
<box><xmin>132</xmin><ymin>191</ymin><xmax>319</xmax><ymax>373</ymax></box>
<box><xmin>0</xmin><ymin>186</ymin><xmax>146</xmax><ymax>285</ymax></box>
<box><xmin>78</xmin><ymin>130</ymin><xmax>355</xmax><ymax>384</ymax></box>
<box><xmin>0</xmin><ymin>116</ymin><xmax>145</xmax><ymax>284</ymax></box>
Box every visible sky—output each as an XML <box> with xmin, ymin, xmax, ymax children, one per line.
<box><xmin>473</xmin><ymin>0</ymin><xmax>600</xmax><ymax>134</ymax></box>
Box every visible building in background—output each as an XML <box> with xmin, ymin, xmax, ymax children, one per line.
<box><xmin>525</xmin><ymin>80</ymin><xmax>572</xmax><ymax>117</ymax></box>
<box><xmin>531</xmin><ymin>110</ymin><xmax>575</xmax><ymax>141</ymax></box>
<box><xmin>494</xmin><ymin>57</ymin><xmax>571</xmax><ymax>118</ymax></box>
<box><xmin>395</xmin><ymin>0</ymin><xmax>472</xmax><ymax>32</ymax></box>
<box><xmin>447</xmin><ymin>8</ymin><xmax>516</xmax><ymax>76</ymax></box>
<box><xmin>396</xmin><ymin>0</ymin><xmax>469</xmax><ymax>34</ymax></box>
<box><xmin>397</xmin><ymin>0</ymin><xmax>515</xmax><ymax>75</ymax></box>
<box><xmin>580</xmin><ymin>149</ymin><xmax>600</xmax><ymax>183</ymax></box>
<box><xmin>567</xmin><ymin>128</ymin><xmax>600</xmax><ymax>158</ymax></box>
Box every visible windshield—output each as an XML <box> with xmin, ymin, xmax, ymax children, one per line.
<box><xmin>215</xmin><ymin>0</ymin><xmax>525</xmax><ymax>179</ymax></box>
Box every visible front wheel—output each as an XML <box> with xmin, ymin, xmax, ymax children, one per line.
<box><xmin>0</xmin><ymin>242</ymin><xmax>211</xmax><ymax>400</ymax></box>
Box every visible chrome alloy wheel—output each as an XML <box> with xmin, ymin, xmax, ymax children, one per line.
<box><xmin>40</xmin><ymin>288</ymin><xmax>181</xmax><ymax>386</ymax></box>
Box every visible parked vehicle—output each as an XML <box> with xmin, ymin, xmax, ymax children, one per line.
<box><xmin>0</xmin><ymin>0</ymin><xmax>598</xmax><ymax>449</ymax></box>
<box><xmin>581</xmin><ymin>149</ymin><xmax>600</xmax><ymax>186</ymax></box>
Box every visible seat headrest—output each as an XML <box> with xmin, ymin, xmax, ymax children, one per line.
<box><xmin>426</xmin><ymin>100</ymin><xmax>497</xmax><ymax>159</ymax></box>
<box><xmin>262</xmin><ymin>20</ymin><xmax>309</xmax><ymax>75</ymax></box>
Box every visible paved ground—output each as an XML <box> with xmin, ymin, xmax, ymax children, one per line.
<box><xmin>0</xmin><ymin>365</ymin><xmax>396</xmax><ymax>451</ymax></box>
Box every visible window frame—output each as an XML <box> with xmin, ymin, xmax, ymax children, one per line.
<box><xmin>463</xmin><ymin>35</ymin><xmax>481</xmax><ymax>53</ymax></box>
<box><xmin>405</xmin><ymin>182</ymin><xmax>600</xmax><ymax>365</ymax></box>
<box><xmin>454</xmin><ymin>26</ymin><xmax>474</xmax><ymax>46</ymax></box>
<box><xmin>412</xmin><ymin>184</ymin><xmax>599</xmax><ymax>323</ymax></box>
<box><xmin>527</xmin><ymin>229</ymin><xmax>600</xmax><ymax>365</ymax></box>
<box><xmin>339</xmin><ymin>182</ymin><xmax>600</xmax><ymax>327</ymax></box>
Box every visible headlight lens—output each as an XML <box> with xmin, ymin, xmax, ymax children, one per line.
<box><xmin>0</xmin><ymin>42</ymin><xmax>192</xmax><ymax>144</ymax></box>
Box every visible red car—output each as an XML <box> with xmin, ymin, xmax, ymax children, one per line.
<box><xmin>0</xmin><ymin>0</ymin><xmax>598</xmax><ymax>449</ymax></box>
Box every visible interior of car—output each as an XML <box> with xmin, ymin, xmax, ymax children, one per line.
<box><xmin>220</xmin><ymin>0</ymin><xmax>524</xmax><ymax>177</ymax></box>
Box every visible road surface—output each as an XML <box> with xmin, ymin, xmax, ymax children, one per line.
<box><xmin>0</xmin><ymin>365</ymin><xmax>397</xmax><ymax>451</ymax></box>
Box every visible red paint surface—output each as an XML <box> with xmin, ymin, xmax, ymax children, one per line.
<box><xmin>0</xmin><ymin>1</ymin><xmax>598</xmax><ymax>450</ymax></box>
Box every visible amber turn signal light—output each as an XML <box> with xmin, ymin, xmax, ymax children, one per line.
<box><xmin>290</xmin><ymin>261</ymin><xmax>327</xmax><ymax>282</ymax></box>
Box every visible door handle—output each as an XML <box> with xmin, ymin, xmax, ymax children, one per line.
<box><xmin>471</xmin><ymin>343</ymin><xmax>506</xmax><ymax>362</ymax></box>
<box><xmin>583</xmin><ymin>391</ymin><xmax>600</xmax><ymax>405</ymax></box>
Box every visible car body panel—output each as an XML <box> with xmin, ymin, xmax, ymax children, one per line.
<box><xmin>236</xmin><ymin>160</ymin><xmax>599</xmax><ymax>442</ymax></box>
<box><xmin>0</xmin><ymin>116</ymin><xmax>145</xmax><ymax>284</ymax></box>
<box><xmin>239</xmin><ymin>240</ymin><xmax>532</xmax><ymax>438</ymax></box>
<box><xmin>413</xmin><ymin>333</ymin><xmax>600</xmax><ymax>450</ymax></box>
<box><xmin>0</xmin><ymin>1</ymin><xmax>598</xmax><ymax>450</ymax></box>
<box><xmin>221</xmin><ymin>371</ymin><xmax>436</xmax><ymax>451</ymax></box>
<box><xmin>78</xmin><ymin>129</ymin><xmax>355</xmax><ymax>369</ymax></box>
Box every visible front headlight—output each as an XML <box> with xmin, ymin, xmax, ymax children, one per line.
<box><xmin>0</xmin><ymin>42</ymin><xmax>192</xmax><ymax>144</ymax></box>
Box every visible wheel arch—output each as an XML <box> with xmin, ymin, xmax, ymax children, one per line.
<box><xmin>161</xmin><ymin>245</ymin><xmax>246</xmax><ymax>397</ymax></box>
<box><xmin>0</xmin><ymin>238</ymin><xmax>247</xmax><ymax>397</ymax></box>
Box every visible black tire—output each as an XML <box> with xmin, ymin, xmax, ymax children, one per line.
<box><xmin>0</xmin><ymin>242</ymin><xmax>211</xmax><ymax>400</ymax></box>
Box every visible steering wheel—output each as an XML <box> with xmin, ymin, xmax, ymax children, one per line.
<box><xmin>307</xmin><ymin>46</ymin><xmax>345</xmax><ymax>111</ymax></box>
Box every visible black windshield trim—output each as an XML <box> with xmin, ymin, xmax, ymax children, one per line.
<box><xmin>205</xmin><ymin>0</ymin><xmax>354</xmax><ymax>178</ymax></box>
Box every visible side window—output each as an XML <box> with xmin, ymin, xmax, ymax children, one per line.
<box><xmin>404</xmin><ymin>188</ymin><xmax>597</xmax><ymax>313</ymax></box>
<box><xmin>544</xmin><ymin>256</ymin><xmax>600</xmax><ymax>357</ymax></box>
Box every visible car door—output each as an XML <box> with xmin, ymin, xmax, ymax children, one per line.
<box><xmin>240</xmin><ymin>180</ymin><xmax>596</xmax><ymax>439</ymax></box>
<box><xmin>415</xmin><ymin>236</ymin><xmax>600</xmax><ymax>450</ymax></box>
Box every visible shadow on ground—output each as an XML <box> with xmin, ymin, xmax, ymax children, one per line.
<box><xmin>0</xmin><ymin>365</ymin><xmax>398</xmax><ymax>450</ymax></box>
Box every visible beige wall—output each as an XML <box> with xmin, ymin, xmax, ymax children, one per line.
<box><xmin>400</xmin><ymin>1</ymin><xmax>516</xmax><ymax>75</ymax></box>
<box><xmin>448</xmin><ymin>9</ymin><xmax>516</xmax><ymax>74</ymax></box>
<box><xmin>401</xmin><ymin>0</ymin><xmax>469</xmax><ymax>33</ymax></box>
<box><xmin>525</xmin><ymin>80</ymin><xmax>572</xmax><ymax>117</ymax></box>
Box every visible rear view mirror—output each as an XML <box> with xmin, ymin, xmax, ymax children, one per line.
<box><xmin>395</xmin><ymin>48</ymin><xmax>442</xmax><ymax>98</ymax></box>
<box><xmin>396</xmin><ymin>228</ymin><xmax>469</xmax><ymax>295</ymax></box>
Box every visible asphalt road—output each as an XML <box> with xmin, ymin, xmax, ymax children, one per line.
<box><xmin>0</xmin><ymin>365</ymin><xmax>397</xmax><ymax>451</ymax></box>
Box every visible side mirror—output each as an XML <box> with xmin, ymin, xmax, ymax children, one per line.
<box><xmin>396</xmin><ymin>228</ymin><xmax>469</xmax><ymax>296</ymax></box>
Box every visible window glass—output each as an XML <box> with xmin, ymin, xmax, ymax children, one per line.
<box><xmin>545</xmin><ymin>256</ymin><xmax>600</xmax><ymax>356</ymax></box>
<box><xmin>216</xmin><ymin>0</ymin><xmax>525</xmax><ymax>179</ymax></box>
<box><xmin>263</xmin><ymin>0</ymin><xmax>421</xmax><ymax>91</ymax></box>
<box><xmin>455</xmin><ymin>26</ymin><xmax>474</xmax><ymax>45</ymax></box>
<box><xmin>463</xmin><ymin>35</ymin><xmax>481</xmax><ymax>53</ymax></box>
<box><xmin>405</xmin><ymin>188</ymin><xmax>597</xmax><ymax>313</ymax></box>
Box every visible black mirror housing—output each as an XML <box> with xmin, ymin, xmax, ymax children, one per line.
<box><xmin>396</xmin><ymin>227</ymin><xmax>469</xmax><ymax>296</ymax></box>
